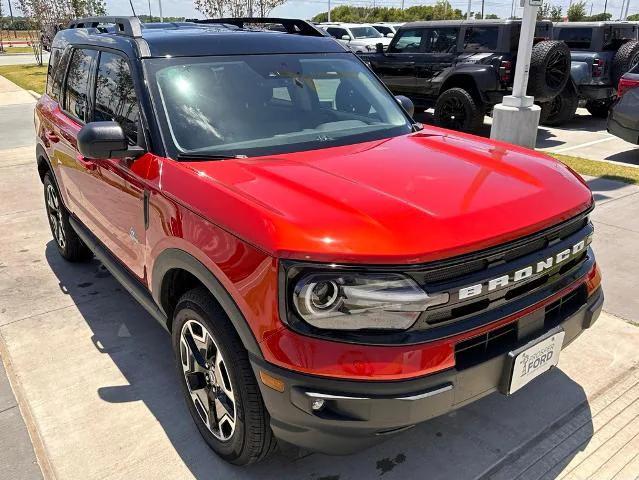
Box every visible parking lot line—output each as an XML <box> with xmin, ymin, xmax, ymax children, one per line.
<box><xmin>550</xmin><ymin>136</ymin><xmax>618</xmax><ymax>154</ymax></box>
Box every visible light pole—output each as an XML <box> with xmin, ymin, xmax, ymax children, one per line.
<box><xmin>467</xmin><ymin>0</ymin><xmax>472</xmax><ymax>20</ymax></box>
<box><xmin>328</xmin><ymin>0</ymin><xmax>331</xmax><ymax>22</ymax></box>
<box><xmin>490</xmin><ymin>0</ymin><xmax>542</xmax><ymax>148</ymax></box>
<box><xmin>159</xmin><ymin>0</ymin><xmax>163</xmax><ymax>22</ymax></box>
<box><xmin>623</xmin><ymin>0</ymin><xmax>630</xmax><ymax>20</ymax></box>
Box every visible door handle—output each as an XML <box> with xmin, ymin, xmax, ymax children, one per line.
<box><xmin>77</xmin><ymin>155</ymin><xmax>97</xmax><ymax>171</ymax></box>
<box><xmin>45</xmin><ymin>131</ymin><xmax>60</xmax><ymax>143</ymax></box>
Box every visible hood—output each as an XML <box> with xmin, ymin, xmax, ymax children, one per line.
<box><xmin>168</xmin><ymin>127</ymin><xmax>592</xmax><ymax>264</ymax></box>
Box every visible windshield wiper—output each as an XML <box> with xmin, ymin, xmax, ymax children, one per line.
<box><xmin>177</xmin><ymin>152</ymin><xmax>247</xmax><ymax>161</ymax></box>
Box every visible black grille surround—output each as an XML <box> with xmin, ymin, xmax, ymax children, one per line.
<box><xmin>280</xmin><ymin>209</ymin><xmax>596</xmax><ymax>346</ymax></box>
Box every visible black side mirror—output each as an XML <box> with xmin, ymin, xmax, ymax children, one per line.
<box><xmin>395</xmin><ymin>95</ymin><xmax>415</xmax><ymax>117</ymax></box>
<box><xmin>77</xmin><ymin>121</ymin><xmax>144</xmax><ymax>160</ymax></box>
<box><xmin>376</xmin><ymin>42</ymin><xmax>385</xmax><ymax>54</ymax></box>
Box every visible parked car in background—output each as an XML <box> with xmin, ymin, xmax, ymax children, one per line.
<box><xmin>608</xmin><ymin>63</ymin><xmax>639</xmax><ymax>144</ymax></box>
<box><xmin>361</xmin><ymin>20</ymin><xmax>571</xmax><ymax>132</ymax></box>
<box><xmin>541</xmin><ymin>22</ymin><xmax>639</xmax><ymax>126</ymax></box>
<box><xmin>372</xmin><ymin>23</ymin><xmax>404</xmax><ymax>38</ymax></box>
<box><xmin>320</xmin><ymin>23</ymin><xmax>393</xmax><ymax>52</ymax></box>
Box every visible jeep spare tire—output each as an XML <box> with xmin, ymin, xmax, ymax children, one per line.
<box><xmin>612</xmin><ymin>41</ymin><xmax>639</xmax><ymax>87</ymax></box>
<box><xmin>527</xmin><ymin>40</ymin><xmax>571</xmax><ymax>103</ymax></box>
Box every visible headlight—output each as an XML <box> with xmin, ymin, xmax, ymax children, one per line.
<box><xmin>291</xmin><ymin>272</ymin><xmax>449</xmax><ymax>331</ymax></box>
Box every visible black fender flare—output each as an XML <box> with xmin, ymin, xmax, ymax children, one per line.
<box><xmin>36</xmin><ymin>144</ymin><xmax>54</xmax><ymax>182</ymax></box>
<box><xmin>441</xmin><ymin>66</ymin><xmax>499</xmax><ymax>101</ymax></box>
<box><xmin>151</xmin><ymin>248</ymin><xmax>263</xmax><ymax>358</ymax></box>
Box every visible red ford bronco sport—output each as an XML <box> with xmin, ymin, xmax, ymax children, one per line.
<box><xmin>35</xmin><ymin>17</ymin><xmax>603</xmax><ymax>465</ymax></box>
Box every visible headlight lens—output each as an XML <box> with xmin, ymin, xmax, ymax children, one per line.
<box><xmin>292</xmin><ymin>273</ymin><xmax>448</xmax><ymax>331</ymax></box>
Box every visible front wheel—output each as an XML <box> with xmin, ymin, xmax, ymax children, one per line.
<box><xmin>172</xmin><ymin>288</ymin><xmax>276</xmax><ymax>465</ymax></box>
<box><xmin>434</xmin><ymin>87</ymin><xmax>484</xmax><ymax>132</ymax></box>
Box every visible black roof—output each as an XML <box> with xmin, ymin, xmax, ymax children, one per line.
<box><xmin>54</xmin><ymin>17</ymin><xmax>347</xmax><ymax>58</ymax></box>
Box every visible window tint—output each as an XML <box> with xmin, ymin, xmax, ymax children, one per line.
<box><xmin>426</xmin><ymin>28</ymin><xmax>458</xmax><ymax>53</ymax></box>
<box><xmin>94</xmin><ymin>52</ymin><xmax>139</xmax><ymax>143</ymax></box>
<box><xmin>350</xmin><ymin>27</ymin><xmax>382</xmax><ymax>39</ymax></box>
<box><xmin>327</xmin><ymin>28</ymin><xmax>348</xmax><ymax>39</ymax></box>
<box><xmin>64</xmin><ymin>48</ymin><xmax>97</xmax><ymax>122</ymax></box>
<box><xmin>48</xmin><ymin>47</ymin><xmax>72</xmax><ymax>102</ymax></box>
<box><xmin>390</xmin><ymin>29</ymin><xmax>424</xmax><ymax>53</ymax></box>
<box><xmin>557</xmin><ymin>28</ymin><xmax>592</xmax><ymax>49</ymax></box>
<box><xmin>464</xmin><ymin>27</ymin><xmax>498</xmax><ymax>51</ymax></box>
<box><xmin>374</xmin><ymin>25</ymin><xmax>393</xmax><ymax>36</ymax></box>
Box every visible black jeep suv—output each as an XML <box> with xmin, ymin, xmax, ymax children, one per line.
<box><xmin>361</xmin><ymin>19</ymin><xmax>571</xmax><ymax>132</ymax></box>
<box><xmin>541</xmin><ymin>21</ymin><xmax>639</xmax><ymax>126</ymax></box>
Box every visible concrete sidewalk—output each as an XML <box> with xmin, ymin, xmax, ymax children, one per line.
<box><xmin>0</xmin><ymin>75</ymin><xmax>638</xmax><ymax>479</ymax></box>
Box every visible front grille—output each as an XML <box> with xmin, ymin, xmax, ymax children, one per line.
<box><xmin>454</xmin><ymin>285</ymin><xmax>587</xmax><ymax>370</ymax></box>
<box><xmin>411</xmin><ymin>211</ymin><xmax>593</xmax><ymax>331</ymax></box>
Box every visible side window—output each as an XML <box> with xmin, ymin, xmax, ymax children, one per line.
<box><xmin>463</xmin><ymin>27</ymin><xmax>499</xmax><ymax>51</ymax></box>
<box><xmin>389</xmin><ymin>29</ymin><xmax>424</xmax><ymax>53</ymax></box>
<box><xmin>48</xmin><ymin>47</ymin><xmax>71</xmax><ymax>102</ymax></box>
<box><xmin>426</xmin><ymin>28</ymin><xmax>459</xmax><ymax>53</ymax></box>
<box><xmin>327</xmin><ymin>28</ymin><xmax>348</xmax><ymax>40</ymax></box>
<box><xmin>64</xmin><ymin>48</ymin><xmax>98</xmax><ymax>122</ymax></box>
<box><xmin>94</xmin><ymin>52</ymin><xmax>139</xmax><ymax>143</ymax></box>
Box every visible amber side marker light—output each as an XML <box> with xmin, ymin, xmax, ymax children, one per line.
<box><xmin>260</xmin><ymin>371</ymin><xmax>286</xmax><ymax>392</ymax></box>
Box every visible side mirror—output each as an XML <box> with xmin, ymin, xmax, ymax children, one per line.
<box><xmin>395</xmin><ymin>95</ymin><xmax>414</xmax><ymax>117</ymax></box>
<box><xmin>77</xmin><ymin>121</ymin><xmax>144</xmax><ymax>160</ymax></box>
<box><xmin>386</xmin><ymin>33</ymin><xmax>394</xmax><ymax>38</ymax></box>
<box><xmin>341</xmin><ymin>35</ymin><xmax>350</xmax><ymax>41</ymax></box>
<box><xmin>376</xmin><ymin>42</ymin><xmax>385</xmax><ymax>53</ymax></box>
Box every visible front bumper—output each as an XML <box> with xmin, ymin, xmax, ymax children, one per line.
<box><xmin>251</xmin><ymin>287</ymin><xmax>603</xmax><ymax>455</ymax></box>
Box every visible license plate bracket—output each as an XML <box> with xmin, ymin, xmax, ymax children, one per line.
<box><xmin>500</xmin><ymin>327</ymin><xmax>565</xmax><ymax>395</ymax></box>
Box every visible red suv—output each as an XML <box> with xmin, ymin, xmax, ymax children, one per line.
<box><xmin>35</xmin><ymin>17</ymin><xmax>603</xmax><ymax>465</ymax></box>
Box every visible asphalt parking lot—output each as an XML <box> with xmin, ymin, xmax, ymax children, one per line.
<box><xmin>1</xmin><ymin>76</ymin><xmax>639</xmax><ymax>479</ymax></box>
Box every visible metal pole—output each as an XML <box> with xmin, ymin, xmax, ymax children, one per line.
<box><xmin>328</xmin><ymin>0</ymin><xmax>331</xmax><ymax>22</ymax></box>
<box><xmin>159</xmin><ymin>0</ymin><xmax>163</xmax><ymax>22</ymax></box>
<box><xmin>511</xmin><ymin>0</ymin><xmax>515</xmax><ymax>18</ymax></box>
<box><xmin>401</xmin><ymin>0</ymin><xmax>405</xmax><ymax>9</ymax></box>
<box><xmin>623</xmin><ymin>0</ymin><xmax>630</xmax><ymax>20</ymax></box>
<box><xmin>590</xmin><ymin>2</ymin><xmax>593</xmax><ymax>16</ymax></box>
<box><xmin>481</xmin><ymin>0</ymin><xmax>484</xmax><ymax>19</ymax></box>
<box><xmin>511</xmin><ymin>0</ymin><xmax>540</xmax><ymax>100</ymax></box>
<box><xmin>148</xmin><ymin>0</ymin><xmax>153</xmax><ymax>19</ymax></box>
<box><xmin>618</xmin><ymin>0</ymin><xmax>624</xmax><ymax>20</ymax></box>
<box><xmin>7</xmin><ymin>0</ymin><xmax>16</xmax><ymax>38</ymax></box>
<box><xmin>603</xmin><ymin>0</ymin><xmax>608</xmax><ymax>16</ymax></box>
<box><xmin>467</xmin><ymin>0</ymin><xmax>472</xmax><ymax>19</ymax></box>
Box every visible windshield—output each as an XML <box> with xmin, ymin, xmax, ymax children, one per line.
<box><xmin>147</xmin><ymin>53</ymin><xmax>412</xmax><ymax>158</ymax></box>
<box><xmin>350</xmin><ymin>27</ymin><xmax>383</xmax><ymax>39</ymax></box>
<box><xmin>374</xmin><ymin>26</ymin><xmax>393</xmax><ymax>35</ymax></box>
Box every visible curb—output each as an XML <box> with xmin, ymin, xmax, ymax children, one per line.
<box><xmin>0</xmin><ymin>330</ymin><xmax>55</xmax><ymax>480</ymax></box>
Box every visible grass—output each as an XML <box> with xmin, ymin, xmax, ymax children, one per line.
<box><xmin>1</xmin><ymin>46</ymin><xmax>36</xmax><ymax>54</ymax></box>
<box><xmin>0</xmin><ymin>64</ymin><xmax>47</xmax><ymax>94</ymax></box>
<box><xmin>550</xmin><ymin>153</ymin><xmax>639</xmax><ymax>185</ymax></box>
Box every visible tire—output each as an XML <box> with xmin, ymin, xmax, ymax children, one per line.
<box><xmin>434</xmin><ymin>87</ymin><xmax>484</xmax><ymax>132</ymax></box>
<box><xmin>538</xmin><ymin>85</ymin><xmax>579</xmax><ymax>127</ymax></box>
<box><xmin>585</xmin><ymin>99</ymin><xmax>611</xmax><ymax>119</ymax></box>
<box><xmin>172</xmin><ymin>288</ymin><xmax>276</xmax><ymax>465</ymax></box>
<box><xmin>612</xmin><ymin>41</ymin><xmax>639</xmax><ymax>88</ymax></box>
<box><xmin>43</xmin><ymin>173</ymin><xmax>92</xmax><ymax>262</ymax></box>
<box><xmin>528</xmin><ymin>40</ymin><xmax>571</xmax><ymax>103</ymax></box>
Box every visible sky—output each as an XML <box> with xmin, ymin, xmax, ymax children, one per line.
<box><xmin>3</xmin><ymin>0</ymin><xmax>637</xmax><ymax>23</ymax></box>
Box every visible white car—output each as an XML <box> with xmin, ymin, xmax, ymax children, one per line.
<box><xmin>321</xmin><ymin>23</ymin><xmax>393</xmax><ymax>53</ymax></box>
<box><xmin>372</xmin><ymin>23</ymin><xmax>405</xmax><ymax>38</ymax></box>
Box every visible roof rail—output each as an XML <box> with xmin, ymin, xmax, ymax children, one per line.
<box><xmin>68</xmin><ymin>16</ymin><xmax>143</xmax><ymax>38</ymax></box>
<box><xmin>186</xmin><ymin>17</ymin><xmax>327</xmax><ymax>37</ymax></box>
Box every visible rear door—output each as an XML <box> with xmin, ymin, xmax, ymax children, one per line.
<box><xmin>53</xmin><ymin>47</ymin><xmax>99</xmax><ymax>215</ymax></box>
<box><xmin>374</xmin><ymin>27</ymin><xmax>426</xmax><ymax>96</ymax></box>
<box><xmin>419</xmin><ymin>27</ymin><xmax>460</xmax><ymax>97</ymax></box>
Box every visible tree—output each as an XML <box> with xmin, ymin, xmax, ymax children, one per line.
<box><xmin>628</xmin><ymin>13</ymin><xmax>639</xmax><ymax>21</ymax></box>
<box><xmin>486</xmin><ymin>13</ymin><xmax>499</xmax><ymax>19</ymax></box>
<box><xmin>587</xmin><ymin>12</ymin><xmax>612</xmax><ymax>21</ymax></box>
<box><xmin>550</xmin><ymin>5</ymin><xmax>562</xmax><ymax>21</ymax></box>
<box><xmin>311</xmin><ymin>5</ymin><xmax>462</xmax><ymax>23</ymax></box>
<box><xmin>537</xmin><ymin>3</ymin><xmax>550</xmax><ymax>20</ymax></box>
<box><xmin>194</xmin><ymin>0</ymin><xmax>285</xmax><ymax>18</ymax></box>
<box><xmin>567</xmin><ymin>1</ymin><xmax>587</xmax><ymax>21</ymax></box>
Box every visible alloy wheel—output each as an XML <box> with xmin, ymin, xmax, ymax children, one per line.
<box><xmin>180</xmin><ymin>319</ymin><xmax>236</xmax><ymax>442</ymax></box>
<box><xmin>440</xmin><ymin>97</ymin><xmax>467</xmax><ymax>130</ymax></box>
<box><xmin>46</xmin><ymin>184</ymin><xmax>66</xmax><ymax>249</ymax></box>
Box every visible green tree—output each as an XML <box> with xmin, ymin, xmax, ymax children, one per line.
<box><xmin>628</xmin><ymin>13</ymin><xmax>639</xmax><ymax>21</ymax></box>
<box><xmin>567</xmin><ymin>1</ymin><xmax>587</xmax><ymax>21</ymax></box>
<box><xmin>537</xmin><ymin>3</ymin><xmax>550</xmax><ymax>20</ymax></box>
<box><xmin>587</xmin><ymin>12</ymin><xmax>612</xmax><ymax>21</ymax></box>
<box><xmin>486</xmin><ymin>13</ymin><xmax>499</xmax><ymax>18</ymax></box>
<box><xmin>550</xmin><ymin>5</ymin><xmax>563</xmax><ymax>21</ymax></box>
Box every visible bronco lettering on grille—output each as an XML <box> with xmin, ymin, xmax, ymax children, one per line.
<box><xmin>458</xmin><ymin>239</ymin><xmax>587</xmax><ymax>300</ymax></box>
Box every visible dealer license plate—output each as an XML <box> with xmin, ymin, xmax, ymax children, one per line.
<box><xmin>507</xmin><ymin>330</ymin><xmax>565</xmax><ymax>394</ymax></box>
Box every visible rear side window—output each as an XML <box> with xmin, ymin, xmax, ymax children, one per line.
<box><xmin>389</xmin><ymin>29</ymin><xmax>424</xmax><ymax>53</ymax></box>
<box><xmin>557</xmin><ymin>28</ymin><xmax>592</xmax><ymax>49</ymax></box>
<box><xmin>47</xmin><ymin>47</ymin><xmax>71</xmax><ymax>102</ymax></box>
<box><xmin>93</xmin><ymin>52</ymin><xmax>139</xmax><ymax>143</ymax></box>
<box><xmin>464</xmin><ymin>27</ymin><xmax>498</xmax><ymax>51</ymax></box>
<box><xmin>64</xmin><ymin>48</ymin><xmax>98</xmax><ymax>122</ymax></box>
<box><xmin>425</xmin><ymin>28</ymin><xmax>458</xmax><ymax>53</ymax></box>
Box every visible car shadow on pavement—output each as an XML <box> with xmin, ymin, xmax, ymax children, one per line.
<box><xmin>603</xmin><ymin>149</ymin><xmax>639</xmax><ymax>166</ymax></box>
<box><xmin>45</xmin><ymin>242</ymin><xmax>594</xmax><ymax>480</ymax></box>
